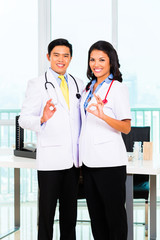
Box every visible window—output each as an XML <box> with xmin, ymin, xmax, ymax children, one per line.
<box><xmin>118</xmin><ymin>0</ymin><xmax>160</xmax><ymax>107</ymax></box>
<box><xmin>0</xmin><ymin>0</ymin><xmax>38</xmax><ymax>109</ymax></box>
<box><xmin>51</xmin><ymin>0</ymin><xmax>112</xmax><ymax>83</ymax></box>
<box><xmin>0</xmin><ymin>0</ymin><xmax>38</xmax><ymax>203</ymax></box>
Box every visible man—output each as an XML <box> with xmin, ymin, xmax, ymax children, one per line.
<box><xmin>19</xmin><ymin>38</ymin><xmax>84</xmax><ymax>240</ymax></box>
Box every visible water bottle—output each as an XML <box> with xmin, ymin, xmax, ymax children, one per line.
<box><xmin>133</xmin><ymin>141</ymin><xmax>142</xmax><ymax>161</ymax></box>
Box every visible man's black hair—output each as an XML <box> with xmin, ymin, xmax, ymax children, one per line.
<box><xmin>48</xmin><ymin>38</ymin><xmax>73</xmax><ymax>56</ymax></box>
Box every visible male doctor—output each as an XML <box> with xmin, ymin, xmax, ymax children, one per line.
<box><xmin>19</xmin><ymin>38</ymin><xmax>84</xmax><ymax>240</ymax></box>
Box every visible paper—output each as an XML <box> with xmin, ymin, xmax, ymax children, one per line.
<box><xmin>143</xmin><ymin>142</ymin><xmax>153</xmax><ymax>160</ymax></box>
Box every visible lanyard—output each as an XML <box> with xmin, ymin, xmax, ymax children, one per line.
<box><xmin>84</xmin><ymin>79</ymin><xmax>114</xmax><ymax>111</ymax></box>
<box><xmin>102</xmin><ymin>80</ymin><xmax>114</xmax><ymax>104</ymax></box>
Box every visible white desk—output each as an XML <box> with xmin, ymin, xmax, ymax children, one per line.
<box><xmin>0</xmin><ymin>149</ymin><xmax>36</xmax><ymax>239</ymax></box>
<box><xmin>0</xmin><ymin>149</ymin><xmax>160</xmax><ymax>240</ymax></box>
<box><xmin>126</xmin><ymin>155</ymin><xmax>160</xmax><ymax>240</ymax></box>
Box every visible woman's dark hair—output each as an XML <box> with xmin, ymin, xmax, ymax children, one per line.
<box><xmin>48</xmin><ymin>38</ymin><xmax>73</xmax><ymax>57</ymax></box>
<box><xmin>86</xmin><ymin>40</ymin><xmax>122</xmax><ymax>90</ymax></box>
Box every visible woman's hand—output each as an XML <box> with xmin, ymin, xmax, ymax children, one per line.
<box><xmin>87</xmin><ymin>93</ymin><xmax>131</xmax><ymax>134</ymax></box>
<box><xmin>86</xmin><ymin>93</ymin><xmax>104</xmax><ymax>120</ymax></box>
<box><xmin>41</xmin><ymin>99</ymin><xmax>56</xmax><ymax>124</ymax></box>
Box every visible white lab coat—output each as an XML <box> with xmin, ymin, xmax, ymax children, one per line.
<box><xmin>79</xmin><ymin>80</ymin><xmax>131</xmax><ymax>168</ymax></box>
<box><xmin>19</xmin><ymin>69</ymin><xmax>84</xmax><ymax>170</ymax></box>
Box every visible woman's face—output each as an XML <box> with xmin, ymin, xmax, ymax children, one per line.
<box><xmin>89</xmin><ymin>49</ymin><xmax>111</xmax><ymax>82</ymax></box>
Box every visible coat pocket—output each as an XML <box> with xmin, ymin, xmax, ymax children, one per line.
<box><xmin>94</xmin><ymin>134</ymin><xmax>114</xmax><ymax>145</ymax></box>
<box><xmin>93</xmin><ymin>119</ymin><xmax>116</xmax><ymax>145</ymax></box>
<box><xmin>40</xmin><ymin>136</ymin><xmax>64</xmax><ymax>147</ymax></box>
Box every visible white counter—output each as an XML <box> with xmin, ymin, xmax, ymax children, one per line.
<box><xmin>0</xmin><ymin>148</ymin><xmax>36</xmax><ymax>169</ymax></box>
<box><xmin>127</xmin><ymin>154</ymin><xmax>160</xmax><ymax>175</ymax></box>
<box><xmin>0</xmin><ymin>149</ymin><xmax>160</xmax><ymax>175</ymax></box>
<box><xmin>0</xmin><ymin>149</ymin><xmax>159</xmax><ymax>240</ymax></box>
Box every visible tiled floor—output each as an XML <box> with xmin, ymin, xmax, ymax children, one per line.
<box><xmin>0</xmin><ymin>200</ymin><xmax>159</xmax><ymax>240</ymax></box>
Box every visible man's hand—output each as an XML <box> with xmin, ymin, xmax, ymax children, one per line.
<box><xmin>41</xmin><ymin>99</ymin><xmax>56</xmax><ymax>124</ymax></box>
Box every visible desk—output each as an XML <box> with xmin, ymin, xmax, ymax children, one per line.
<box><xmin>0</xmin><ymin>149</ymin><xmax>36</xmax><ymax>239</ymax></box>
<box><xmin>0</xmin><ymin>150</ymin><xmax>160</xmax><ymax>239</ymax></box>
<box><xmin>127</xmin><ymin>155</ymin><xmax>160</xmax><ymax>240</ymax></box>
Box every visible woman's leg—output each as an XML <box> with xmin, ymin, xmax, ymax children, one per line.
<box><xmin>83</xmin><ymin>165</ymin><xmax>127</xmax><ymax>240</ymax></box>
<box><xmin>83</xmin><ymin>166</ymin><xmax>109</xmax><ymax>240</ymax></box>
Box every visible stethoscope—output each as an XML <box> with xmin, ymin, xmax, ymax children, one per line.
<box><xmin>102</xmin><ymin>79</ymin><xmax>114</xmax><ymax>104</ymax></box>
<box><xmin>44</xmin><ymin>72</ymin><xmax>81</xmax><ymax>104</ymax></box>
<box><xmin>86</xmin><ymin>79</ymin><xmax>115</xmax><ymax>104</ymax></box>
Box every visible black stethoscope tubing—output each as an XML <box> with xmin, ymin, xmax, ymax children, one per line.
<box><xmin>44</xmin><ymin>71</ymin><xmax>81</xmax><ymax>99</ymax></box>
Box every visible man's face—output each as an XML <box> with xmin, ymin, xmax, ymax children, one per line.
<box><xmin>47</xmin><ymin>45</ymin><xmax>72</xmax><ymax>75</ymax></box>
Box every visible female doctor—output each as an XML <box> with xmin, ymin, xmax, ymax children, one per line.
<box><xmin>79</xmin><ymin>41</ymin><xmax>131</xmax><ymax>240</ymax></box>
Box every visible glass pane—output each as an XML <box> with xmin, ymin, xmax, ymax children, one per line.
<box><xmin>51</xmin><ymin>0</ymin><xmax>112</xmax><ymax>83</ymax></box>
<box><xmin>0</xmin><ymin>0</ymin><xmax>38</xmax><ymax>109</ymax></box>
<box><xmin>118</xmin><ymin>0</ymin><xmax>160</xmax><ymax>107</ymax></box>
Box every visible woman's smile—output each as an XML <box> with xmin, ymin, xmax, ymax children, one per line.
<box><xmin>89</xmin><ymin>50</ymin><xmax>111</xmax><ymax>83</ymax></box>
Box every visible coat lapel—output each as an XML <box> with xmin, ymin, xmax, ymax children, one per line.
<box><xmin>47</xmin><ymin>70</ymin><xmax>69</xmax><ymax>112</ymax></box>
<box><xmin>80</xmin><ymin>89</ymin><xmax>90</xmax><ymax>119</ymax></box>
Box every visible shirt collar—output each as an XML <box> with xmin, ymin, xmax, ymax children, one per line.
<box><xmin>104</xmin><ymin>73</ymin><xmax>113</xmax><ymax>84</ymax></box>
<box><xmin>49</xmin><ymin>67</ymin><xmax>68</xmax><ymax>81</ymax></box>
<box><xmin>90</xmin><ymin>73</ymin><xmax>113</xmax><ymax>90</ymax></box>
<box><xmin>90</xmin><ymin>79</ymin><xmax>96</xmax><ymax>91</ymax></box>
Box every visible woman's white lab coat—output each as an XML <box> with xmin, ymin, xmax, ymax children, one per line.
<box><xmin>79</xmin><ymin>80</ymin><xmax>131</xmax><ymax>168</ymax></box>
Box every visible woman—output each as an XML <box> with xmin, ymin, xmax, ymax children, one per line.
<box><xmin>79</xmin><ymin>41</ymin><xmax>131</xmax><ymax>240</ymax></box>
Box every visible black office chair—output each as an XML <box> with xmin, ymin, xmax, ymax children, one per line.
<box><xmin>122</xmin><ymin>126</ymin><xmax>150</xmax><ymax>236</ymax></box>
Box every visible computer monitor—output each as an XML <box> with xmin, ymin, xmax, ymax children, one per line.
<box><xmin>14</xmin><ymin>116</ymin><xmax>36</xmax><ymax>159</ymax></box>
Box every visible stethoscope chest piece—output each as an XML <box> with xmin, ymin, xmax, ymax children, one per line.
<box><xmin>76</xmin><ymin>93</ymin><xmax>81</xmax><ymax>99</ymax></box>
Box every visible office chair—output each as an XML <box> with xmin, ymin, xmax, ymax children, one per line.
<box><xmin>122</xmin><ymin>126</ymin><xmax>150</xmax><ymax>236</ymax></box>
